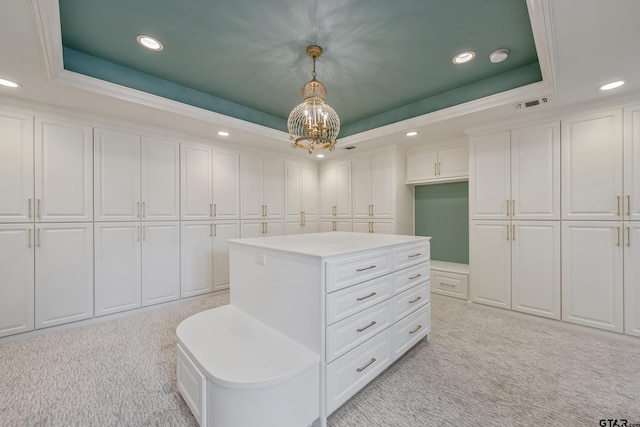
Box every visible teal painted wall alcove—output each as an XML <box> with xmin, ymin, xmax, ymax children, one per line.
<box><xmin>414</xmin><ymin>182</ymin><xmax>469</xmax><ymax>264</ymax></box>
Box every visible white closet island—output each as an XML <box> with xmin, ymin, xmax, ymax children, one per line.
<box><xmin>178</xmin><ymin>232</ymin><xmax>431</xmax><ymax>427</ymax></box>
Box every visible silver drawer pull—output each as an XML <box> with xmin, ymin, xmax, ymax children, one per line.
<box><xmin>409</xmin><ymin>325</ymin><xmax>422</xmax><ymax>334</ymax></box>
<box><xmin>356</xmin><ymin>357</ymin><xmax>376</xmax><ymax>373</ymax></box>
<box><xmin>409</xmin><ymin>296</ymin><xmax>422</xmax><ymax>304</ymax></box>
<box><xmin>408</xmin><ymin>274</ymin><xmax>422</xmax><ymax>280</ymax></box>
<box><xmin>356</xmin><ymin>321</ymin><xmax>377</xmax><ymax>332</ymax></box>
<box><xmin>440</xmin><ymin>282</ymin><xmax>456</xmax><ymax>288</ymax></box>
<box><xmin>356</xmin><ymin>292</ymin><xmax>377</xmax><ymax>301</ymax></box>
<box><xmin>408</xmin><ymin>253</ymin><xmax>422</xmax><ymax>258</ymax></box>
<box><xmin>356</xmin><ymin>265</ymin><xmax>376</xmax><ymax>272</ymax></box>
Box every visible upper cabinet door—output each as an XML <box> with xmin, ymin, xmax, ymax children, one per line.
<box><xmin>302</xmin><ymin>164</ymin><xmax>319</xmax><ymax>218</ymax></box>
<box><xmin>469</xmin><ymin>131</ymin><xmax>511</xmax><ymax>220</ymax></box>
<box><xmin>437</xmin><ymin>146</ymin><xmax>469</xmax><ymax>180</ymax></box>
<box><xmin>285</xmin><ymin>162</ymin><xmax>303</xmax><ymax>220</ymax></box>
<box><xmin>0</xmin><ymin>111</ymin><xmax>34</xmax><ymax>222</ymax></box>
<box><xmin>35</xmin><ymin>117</ymin><xmax>93</xmax><ymax>222</ymax></box>
<box><xmin>212</xmin><ymin>150</ymin><xmax>239</xmax><ymax>219</ymax></box>
<box><xmin>406</xmin><ymin>151</ymin><xmax>438</xmax><ymax>183</ymax></box>
<box><xmin>352</xmin><ymin>158</ymin><xmax>373</xmax><ymax>217</ymax></box>
<box><xmin>141</xmin><ymin>137</ymin><xmax>179</xmax><ymax>221</ymax></box>
<box><xmin>624</xmin><ymin>105</ymin><xmax>640</xmax><ymax>220</ymax></box>
<box><xmin>511</xmin><ymin>122</ymin><xmax>560</xmax><ymax>220</ymax></box>
<box><xmin>370</xmin><ymin>155</ymin><xmax>393</xmax><ymax>218</ymax></box>
<box><xmin>181</xmin><ymin>144</ymin><xmax>213</xmax><ymax>221</ymax></box>
<box><xmin>94</xmin><ymin>128</ymin><xmax>141</xmax><ymax>221</ymax></box>
<box><xmin>262</xmin><ymin>157</ymin><xmax>284</xmax><ymax>218</ymax></box>
<box><xmin>561</xmin><ymin>110</ymin><xmax>623</xmax><ymax>220</ymax></box>
<box><xmin>240</xmin><ymin>154</ymin><xmax>265</xmax><ymax>219</ymax></box>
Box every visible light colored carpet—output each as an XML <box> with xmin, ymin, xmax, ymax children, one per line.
<box><xmin>1</xmin><ymin>293</ymin><xmax>639</xmax><ymax>426</ymax></box>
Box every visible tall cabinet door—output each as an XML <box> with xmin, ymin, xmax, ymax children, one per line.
<box><xmin>213</xmin><ymin>221</ymin><xmax>240</xmax><ymax>291</ymax></box>
<box><xmin>624</xmin><ymin>105</ymin><xmax>640</xmax><ymax>220</ymax></box>
<box><xmin>35</xmin><ymin>223</ymin><xmax>94</xmax><ymax>329</ymax></box>
<box><xmin>263</xmin><ymin>157</ymin><xmax>284</xmax><ymax>218</ymax></box>
<box><xmin>561</xmin><ymin>110</ymin><xmax>623</xmax><ymax>220</ymax></box>
<box><xmin>624</xmin><ymin>222</ymin><xmax>640</xmax><ymax>337</ymax></box>
<box><xmin>510</xmin><ymin>122</ymin><xmax>560</xmax><ymax>220</ymax></box>
<box><xmin>371</xmin><ymin>155</ymin><xmax>393</xmax><ymax>218</ymax></box>
<box><xmin>94</xmin><ymin>222</ymin><xmax>142</xmax><ymax>316</ymax></box>
<box><xmin>0</xmin><ymin>111</ymin><xmax>33</xmax><ymax>222</ymax></box>
<box><xmin>181</xmin><ymin>221</ymin><xmax>213</xmax><ymax>297</ymax></box>
<box><xmin>181</xmin><ymin>144</ymin><xmax>213</xmax><ymax>221</ymax></box>
<box><xmin>511</xmin><ymin>221</ymin><xmax>561</xmax><ymax>319</ymax></box>
<box><xmin>286</xmin><ymin>162</ymin><xmax>303</xmax><ymax>223</ymax></box>
<box><xmin>35</xmin><ymin>117</ymin><xmax>93</xmax><ymax>222</ymax></box>
<box><xmin>562</xmin><ymin>221</ymin><xmax>623</xmax><ymax>332</ymax></box>
<box><xmin>469</xmin><ymin>221</ymin><xmax>511</xmax><ymax>308</ymax></box>
<box><xmin>240</xmin><ymin>154</ymin><xmax>265</xmax><ymax>219</ymax></box>
<box><xmin>212</xmin><ymin>151</ymin><xmax>239</xmax><ymax>219</ymax></box>
<box><xmin>0</xmin><ymin>224</ymin><xmax>34</xmax><ymax>337</ymax></box>
<box><xmin>94</xmin><ymin>128</ymin><xmax>142</xmax><ymax>221</ymax></box>
<box><xmin>303</xmin><ymin>164</ymin><xmax>319</xmax><ymax>218</ymax></box>
<box><xmin>469</xmin><ymin>131</ymin><xmax>510</xmax><ymax>219</ymax></box>
<box><xmin>352</xmin><ymin>158</ymin><xmax>372</xmax><ymax>217</ymax></box>
<box><xmin>142</xmin><ymin>222</ymin><xmax>180</xmax><ymax>306</ymax></box>
<box><xmin>141</xmin><ymin>137</ymin><xmax>179</xmax><ymax>221</ymax></box>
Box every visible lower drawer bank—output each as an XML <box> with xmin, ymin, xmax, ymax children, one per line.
<box><xmin>325</xmin><ymin>302</ymin><xmax>431</xmax><ymax>415</ymax></box>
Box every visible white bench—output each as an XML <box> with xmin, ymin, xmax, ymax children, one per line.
<box><xmin>430</xmin><ymin>260</ymin><xmax>469</xmax><ymax>300</ymax></box>
<box><xmin>176</xmin><ymin>305</ymin><xmax>320</xmax><ymax>427</ymax></box>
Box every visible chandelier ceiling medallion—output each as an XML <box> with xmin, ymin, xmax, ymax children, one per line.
<box><xmin>288</xmin><ymin>45</ymin><xmax>340</xmax><ymax>154</ymax></box>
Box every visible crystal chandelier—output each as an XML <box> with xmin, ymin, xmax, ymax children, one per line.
<box><xmin>288</xmin><ymin>45</ymin><xmax>340</xmax><ymax>154</ymax></box>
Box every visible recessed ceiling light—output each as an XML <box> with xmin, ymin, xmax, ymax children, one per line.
<box><xmin>0</xmin><ymin>78</ymin><xmax>20</xmax><ymax>88</ymax></box>
<box><xmin>600</xmin><ymin>80</ymin><xmax>625</xmax><ymax>91</ymax></box>
<box><xmin>489</xmin><ymin>48</ymin><xmax>509</xmax><ymax>63</ymax></box>
<box><xmin>406</xmin><ymin>131</ymin><xmax>418</xmax><ymax>137</ymax></box>
<box><xmin>217</xmin><ymin>131</ymin><xmax>229</xmax><ymax>137</ymax></box>
<box><xmin>452</xmin><ymin>51</ymin><xmax>476</xmax><ymax>64</ymax></box>
<box><xmin>136</xmin><ymin>35</ymin><xmax>164</xmax><ymax>51</ymax></box>
<box><xmin>316</xmin><ymin>154</ymin><xmax>325</xmax><ymax>158</ymax></box>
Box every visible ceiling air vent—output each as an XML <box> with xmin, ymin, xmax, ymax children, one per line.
<box><xmin>343</xmin><ymin>145</ymin><xmax>357</xmax><ymax>150</ymax></box>
<box><xmin>514</xmin><ymin>97</ymin><xmax>550</xmax><ymax>109</ymax></box>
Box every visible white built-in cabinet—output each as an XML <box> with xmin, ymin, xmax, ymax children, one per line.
<box><xmin>352</xmin><ymin>218</ymin><xmax>395</xmax><ymax>235</ymax></box>
<box><xmin>286</xmin><ymin>162</ymin><xmax>319</xmax><ymax>234</ymax></box>
<box><xmin>94</xmin><ymin>128</ymin><xmax>179</xmax><ymax>221</ymax></box>
<box><xmin>353</xmin><ymin>155</ymin><xmax>393</xmax><ymax>218</ymax></box>
<box><xmin>0</xmin><ymin>224</ymin><xmax>34</xmax><ymax>337</ymax></box>
<box><xmin>320</xmin><ymin>161</ymin><xmax>352</xmax><ymax>218</ymax></box>
<box><xmin>35</xmin><ymin>223</ymin><xmax>94</xmax><ymax>329</ymax></box>
<box><xmin>405</xmin><ymin>144</ymin><xmax>468</xmax><ymax>184</ymax></box>
<box><xmin>240</xmin><ymin>154</ymin><xmax>284</xmax><ymax>219</ymax></box>
<box><xmin>240</xmin><ymin>219</ymin><xmax>285</xmax><ymax>238</ymax></box>
<box><xmin>180</xmin><ymin>144</ymin><xmax>240</xmax><ymax>221</ymax></box>
<box><xmin>180</xmin><ymin>220</ymin><xmax>240</xmax><ymax>297</ymax></box>
<box><xmin>320</xmin><ymin>219</ymin><xmax>352</xmax><ymax>233</ymax></box>
<box><xmin>469</xmin><ymin>122</ymin><xmax>561</xmax><ymax>319</ymax></box>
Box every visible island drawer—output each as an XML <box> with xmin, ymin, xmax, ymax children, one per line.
<box><xmin>326</xmin><ymin>250</ymin><xmax>393</xmax><ymax>293</ymax></box>
<box><xmin>392</xmin><ymin>281</ymin><xmax>429</xmax><ymax>322</ymax></box>
<box><xmin>392</xmin><ymin>303</ymin><xmax>430</xmax><ymax>362</ymax></box>
<box><xmin>326</xmin><ymin>274</ymin><xmax>393</xmax><ymax>325</ymax></box>
<box><xmin>393</xmin><ymin>261</ymin><xmax>430</xmax><ymax>294</ymax></box>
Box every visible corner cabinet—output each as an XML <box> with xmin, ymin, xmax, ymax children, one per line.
<box><xmin>228</xmin><ymin>232</ymin><xmax>431</xmax><ymax>426</ymax></box>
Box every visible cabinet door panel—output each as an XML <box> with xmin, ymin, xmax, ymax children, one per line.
<box><xmin>36</xmin><ymin>118</ymin><xmax>93</xmax><ymax>222</ymax></box>
<box><xmin>562</xmin><ymin>111</ymin><xmax>623</xmax><ymax>220</ymax></box>
<box><xmin>35</xmin><ymin>223</ymin><xmax>93</xmax><ymax>328</ymax></box>
<box><xmin>212</xmin><ymin>151</ymin><xmax>239</xmax><ymax>219</ymax></box>
<box><xmin>181</xmin><ymin>144</ymin><xmax>213</xmax><ymax>220</ymax></box>
<box><xmin>406</xmin><ymin>151</ymin><xmax>438</xmax><ymax>183</ymax></box>
<box><xmin>94</xmin><ymin>223</ymin><xmax>142</xmax><ymax>316</ymax></box>
<box><xmin>286</xmin><ymin>163</ymin><xmax>303</xmax><ymax>220</ymax></box>
<box><xmin>624</xmin><ymin>223</ymin><xmax>640</xmax><ymax>336</ymax></box>
<box><xmin>263</xmin><ymin>157</ymin><xmax>284</xmax><ymax>218</ymax></box>
<box><xmin>240</xmin><ymin>155</ymin><xmax>264</xmax><ymax>219</ymax></box>
<box><xmin>0</xmin><ymin>225</ymin><xmax>34</xmax><ymax>337</ymax></box>
<box><xmin>511</xmin><ymin>122</ymin><xmax>560</xmax><ymax>220</ymax></box>
<box><xmin>624</xmin><ymin>106</ymin><xmax>640</xmax><ymax>220</ymax></box>
<box><xmin>94</xmin><ymin>129</ymin><xmax>141</xmax><ymax>221</ymax></box>
<box><xmin>469</xmin><ymin>221</ymin><xmax>511</xmax><ymax>308</ymax></box>
<box><xmin>469</xmin><ymin>132</ymin><xmax>510</xmax><ymax>219</ymax></box>
<box><xmin>371</xmin><ymin>155</ymin><xmax>392</xmax><ymax>217</ymax></box>
<box><xmin>511</xmin><ymin>221</ymin><xmax>560</xmax><ymax>319</ymax></box>
<box><xmin>142</xmin><ymin>222</ymin><xmax>180</xmax><ymax>306</ymax></box>
<box><xmin>352</xmin><ymin>158</ymin><xmax>372</xmax><ymax>217</ymax></box>
<box><xmin>438</xmin><ymin>146</ymin><xmax>468</xmax><ymax>180</ymax></box>
<box><xmin>302</xmin><ymin>165</ymin><xmax>319</xmax><ymax>217</ymax></box>
<box><xmin>213</xmin><ymin>221</ymin><xmax>239</xmax><ymax>291</ymax></box>
<box><xmin>562</xmin><ymin>222</ymin><xmax>623</xmax><ymax>332</ymax></box>
<box><xmin>335</xmin><ymin>163</ymin><xmax>352</xmax><ymax>217</ymax></box>
<box><xmin>320</xmin><ymin>166</ymin><xmax>337</xmax><ymax>217</ymax></box>
<box><xmin>141</xmin><ymin>137</ymin><xmax>179</xmax><ymax>220</ymax></box>
<box><xmin>181</xmin><ymin>222</ymin><xmax>213</xmax><ymax>297</ymax></box>
<box><xmin>0</xmin><ymin>111</ymin><xmax>33</xmax><ymax>222</ymax></box>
